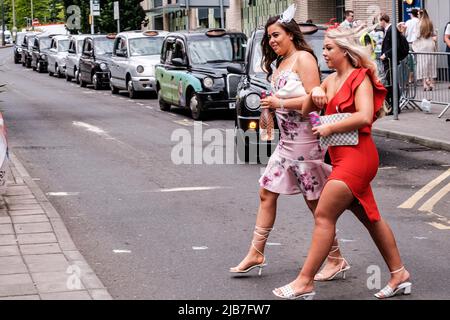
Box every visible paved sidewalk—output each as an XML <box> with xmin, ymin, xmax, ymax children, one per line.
<box><xmin>0</xmin><ymin>152</ymin><xmax>112</xmax><ymax>300</ymax></box>
<box><xmin>373</xmin><ymin>103</ymin><xmax>450</xmax><ymax>152</ymax></box>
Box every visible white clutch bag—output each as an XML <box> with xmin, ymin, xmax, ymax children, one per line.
<box><xmin>275</xmin><ymin>79</ymin><xmax>306</xmax><ymax>99</ymax></box>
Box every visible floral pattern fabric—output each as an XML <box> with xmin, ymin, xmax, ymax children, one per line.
<box><xmin>259</xmin><ymin>69</ymin><xmax>331</xmax><ymax>199</ymax></box>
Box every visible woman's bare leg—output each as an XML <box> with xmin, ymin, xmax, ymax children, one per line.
<box><xmin>274</xmin><ymin>180</ymin><xmax>354</xmax><ymax>295</ymax></box>
<box><xmin>349</xmin><ymin>203</ymin><xmax>410</xmax><ymax>288</ymax></box>
<box><xmin>305</xmin><ymin>198</ymin><xmax>348</xmax><ymax>280</ymax></box>
<box><xmin>230</xmin><ymin>188</ymin><xmax>279</xmax><ymax>271</ymax></box>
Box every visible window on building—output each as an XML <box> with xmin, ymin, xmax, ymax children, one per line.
<box><xmin>336</xmin><ymin>0</ymin><xmax>345</xmax><ymax>23</ymax></box>
<box><xmin>198</xmin><ymin>8</ymin><xmax>209</xmax><ymax>28</ymax></box>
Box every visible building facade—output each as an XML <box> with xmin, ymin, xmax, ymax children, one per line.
<box><xmin>141</xmin><ymin>0</ymin><xmax>447</xmax><ymax>38</ymax></box>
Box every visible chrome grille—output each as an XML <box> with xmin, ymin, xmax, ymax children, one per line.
<box><xmin>227</xmin><ymin>74</ymin><xmax>241</xmax><ymax>100</ymax></box>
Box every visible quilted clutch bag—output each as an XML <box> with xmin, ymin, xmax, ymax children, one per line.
<box><xmin>319</xmin><ymin>113</ymin><xmax>359</xmax><ymax>147</ymax></box>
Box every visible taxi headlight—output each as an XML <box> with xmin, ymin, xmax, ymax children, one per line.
<box><xmin>100</xmin><ymin>62</ymin><xmax>108</xmax><ymax>71</ymax></box>
<box><xmin>137</xmin><ymin>65</ymin><xmax>144</xmax><ymax>73</ymax></box>
<box><xmin>40</xmin><ymin>53</ymin><xmax>46</xmax><ymax>59</ymax></box>
<box><xmin>245</xmin><ymin>93</ymin><xmax>261</xmax><ymax>111</ymax></box>
<box><xmin>203</xmin><ymin>77</ymin><xmax>214</xmax><ymax>88</ymax></box>
<box><xmin>17</xmin><ymin>47</ymin><xmax>22</xmax><ymax>52</ymax></box>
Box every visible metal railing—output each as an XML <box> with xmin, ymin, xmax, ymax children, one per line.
<box><xmin>379</xmin><ymin>52</ymin><xmax>450</xmax><ymax>118</ymax></box>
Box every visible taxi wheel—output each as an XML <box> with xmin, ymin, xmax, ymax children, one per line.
<box><xmin>66</xmin><ymin>72</ymin><xmax>73</xmax><ymax>82</ymax></box>
<box><xmin>188</xmin><ymin>93</ymin><xmax>204</xmax><ymax>121</ymax></box>
<box><xmin>75</xmin><ymin>70</ymin><xmax>80</xmax><ymax>84</ymax></box>
<box><xmin>110</xmin><ymin>83</ymin><xmax>119</xmax><ymax>94</ymax></box>
<box><xmin>158</xmin><ymin>90</ymin><xmax>171</xmax><ymax>111</ymax></box>
<box><xmin>128</xmin><ymin>80</ymin><xmax>137</xmax><ymax>99</ymax></box>
<box><xmin>93</xmin><ymin>74</ymin><xmax>101</xmax><ymax>90</ymax></box>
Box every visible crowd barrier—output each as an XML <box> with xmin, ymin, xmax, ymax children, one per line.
<box><xmin>378</xmin><ymin>52</ymin><xmax>450</xmax><ymax>118</ymax></box>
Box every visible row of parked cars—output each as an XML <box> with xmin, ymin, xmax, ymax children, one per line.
<box><xmin>13</xmin><ymin>24</ymin><xmax>328</xmax><ymax>159</ymax></box>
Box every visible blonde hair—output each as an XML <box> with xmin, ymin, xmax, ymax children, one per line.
<box><xmin>325</xmin><ymin>27</ymin><xmax>385</xmax><ymax>117</ymax></box>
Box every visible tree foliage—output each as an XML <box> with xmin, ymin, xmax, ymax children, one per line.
<box><xmin>3</xmin><ymin>0</ymin><xmax>65</xmax><ymax>31</ymax></box>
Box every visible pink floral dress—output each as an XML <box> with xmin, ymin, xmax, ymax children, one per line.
<box><xmin>258</xmin><ymin>69</ymin><xmax>331</xmax><ymax>199</ymax></box>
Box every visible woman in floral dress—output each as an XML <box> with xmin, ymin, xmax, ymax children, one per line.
<box><xmin>230</xmin><ymin>11</ymin><xmax>350</xmax><ymax>281</ymax></box>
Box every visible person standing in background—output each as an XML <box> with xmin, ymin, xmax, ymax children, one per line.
<box><xmin>340</xmin><ymin>10</ymin><xmax>354</xmax><ymax>29</ymax></box>
<box><xmin>412</xmin><ymin>9</ymin><xmax>437</xmax><ymax>91</ymax></box>
<box><xmin>405</xmin><ymin>9</ymin><xmax>420</xmax><ymax>45</ymax></box>
<box><xmin>444</xmin><ymin>21</ymin><xmax>450</xmax><ymax>89</ymax></box>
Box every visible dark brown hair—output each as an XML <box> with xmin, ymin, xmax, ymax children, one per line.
<box><xmin>261</xmin><ymin>16</ymin><xmax>318</xmax><ymax>81</ymax></box>
<box><xmin>380</xmin><ymin>14</ymin><xmax>390</xmax><ymax>23</ymax></box>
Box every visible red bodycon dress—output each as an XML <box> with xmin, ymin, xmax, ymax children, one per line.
<box><xmin>325</xmin><ymin>68</ymin><xmax>387</xmax><ymax>222</ymax></box>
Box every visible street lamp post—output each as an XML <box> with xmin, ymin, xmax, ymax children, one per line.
<box><xmin>392</xmin><ymin>0</ymin><xmax>399</xmax><ymax>120</ymax></box>
<box><xmin>12</xmin><ymin>0</ymin><xmax>17</xmax><ymax>41</ymax></box>
<box><xmin>1</xmin><ymin>0</ymin><xmax>5</xmax><ymax>47</ymax></box>
<box><xmin>31</xmin><ymin>0</ymin><xmax>34</xmax><ymax>30</ymax></box>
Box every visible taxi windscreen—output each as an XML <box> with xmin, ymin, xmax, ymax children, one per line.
<box><xmin>40</xmin><ymin>37</ymin><xmax>52</xmax><ymax>50</ymax></box>
<box><xmin>188</xmin><ymin>35</ymin><xmax>246</xmax><ymax>64</ymax></box>
<box><xmin>129</xmin><ymin>37</ymin><xmax>164</xmax><ymax>56</ymax></box>
<box><xmin>94</xmin><ymin>38</ymin><xmax>114</xmax><ymax>55</ymax></box>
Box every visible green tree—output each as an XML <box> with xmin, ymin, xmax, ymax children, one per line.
<box><xmin>4</xmin><ymin>0</ymin><xmax>65</xmax><ymax>31</ymax></box>
<box><xmin>97</xmin><ymin>0</ymin><xmax>146</xmax><ymax>33</ymax></box>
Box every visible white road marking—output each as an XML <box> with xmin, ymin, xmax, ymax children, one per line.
<box><xmin>137</xmin><ymin>103</ymin><xmax>144</xmax><ymax>106</ymax></box>
<box><xmin>267</xmin><ymin>242</ymin><xmax>282</xmax><ymax>246</ymax></box>
<box><xmin>418</xmin><ymin>182</ymin><xmax>450</xmax><ymax>212</ymax></box>
<box><xmin>73</xmin><ymin>121</ymin><xmax>108</xmax><ymax>136</ymax></box>
<box><xmin>413</xmin><ymin>236</ymin><xmax>428</xmax><ymax>240</ymax></box>
<box><xmin>427</xmin><ymin>222</ymin><xmax>450</xmax><ymax>230</ymax></box>
<box><xmin>379</xmin><ymin>166</ymin><xmax>397</xmax><ymax>170</ymax></box>
<box><xmin>46</xmin><ymin>192</ymin><xmax>80</xmax><ymax>196</ymax></box>
<box><xmin>398</xmin><ymin>168</ymin><xmax>450</xmax><ymax>209</ymax></box>
<box><xmin>145</xmin><ymin>106</ymin><xmax>153</xmax><ymax>109</ymax></box>
<box><xmin>174</xmin><ymin>119</ymin><xmax>193</xmax><ymax>126</ymax></box>
<box><xmin>113</xmin><ymin>250</ymin><xmax>132</xmax><ymax>253</ymax></box>
<box><xmin>339</xmin><ymin>239</ymin><xmax>356</xmax><ymax>242</ymax></box>
<box><xmin>158</xmin><ymin>186</ymin><xmax>230</xmax><ymax>193</ymax></box>
<box><xmin>192</xmin><ymin>246</ymin><xmax>208</xmax><ymax>250</ymax></box>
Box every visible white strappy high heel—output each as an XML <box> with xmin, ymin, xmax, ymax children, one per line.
<box><xmin>314</xmin><ymin>246</ymin><xmax>351</xmax><ymax>281</ymax></box>
<box><xmin>272</xmin><ymin>283</ymin><xmax>316</xmax><ymax>300</ymax></box>
<box><xmin>229</xmin><ymin>226</ymin><xmax>272</xmax><ymax>276</ymax></box>
<box><xmin>374</xmin><ymin>266</ymin><xmax>412</xmax><ymax>299</ymax></box>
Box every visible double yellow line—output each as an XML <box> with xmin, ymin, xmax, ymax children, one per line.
<box><xmin>398</xmin><ymin>168</ymin><xmax>450</xmax><ymax>230</ymax></box>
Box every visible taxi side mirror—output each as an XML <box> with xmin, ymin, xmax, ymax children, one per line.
<box><xmin>227</xmin><ymin>65</ymin><xmax>245</xmax><ymax>75</ymax></box>
<box><xmin>171</xmin><ymin>58</ymin><xmax>186</xmax><ymax>67</ymax></box>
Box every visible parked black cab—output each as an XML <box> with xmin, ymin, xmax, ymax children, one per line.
<box><xmin>78</xmin><ymin>34</ymin><xmax>115</xmax><ymax>89</ymax></box>
<box><xmin>21</xmin><ymin>33</ymin><xmax>39</xmax><ymax>68</ymax></box>
<box><xmin>155</xmin><ymin>29</ymin><xmax>247</xmax><ymax>120</ymax></box>
<box><xmin>229</xmin><ymin>23</ymin><xmax>330</xmax><ymax>161</ymax></box>
<box><xmin>13</xmin><ymin>32</ymin><xmax>26</xmax><ymax>64</ymax></box>
<box><xmin>31</xmin><ymin>34</ymin><xmax>52</xmax><ymax>73</ymax></box>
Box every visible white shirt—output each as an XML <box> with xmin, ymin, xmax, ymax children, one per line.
<box><xmin>405</xmin><ymin>17</ymin><xmax>419</xmax><ymax>43</ymax></box>
<box><xmin>340</xmin><ymin>20</ymin><xmax>353</xmax><ymax>29</ymax></box>
<box><xmin>445</xmin><ymin>24</ymin><xmax>450</xmax><ymax>35</ymax></box>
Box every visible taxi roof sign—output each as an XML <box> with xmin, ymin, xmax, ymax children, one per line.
<box><xmin>143</xmin><ymin>30</ymin><xmax>159</xmax><ymax>37</ymax></box>
<box><xmin>206</xmin><ymin>29</ymin><xmax>226</xmax><ymax>37</ymax></box>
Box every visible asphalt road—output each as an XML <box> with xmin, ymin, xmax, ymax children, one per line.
<box><xmin>1</xmin><ymin>47</ymin><xmax>449</xmax><ymax>300</ymax></box>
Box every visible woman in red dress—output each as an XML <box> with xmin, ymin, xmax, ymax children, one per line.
<box><xmin>272</xmin><ymin>26</ymin><xmax>411</xmax><ymax>299</ymax></box>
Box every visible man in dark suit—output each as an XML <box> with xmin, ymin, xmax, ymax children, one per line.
<box><xmin>379</xmin><ymin>14</ymin><xmax>401</xmax><ymax>114</ymax></box>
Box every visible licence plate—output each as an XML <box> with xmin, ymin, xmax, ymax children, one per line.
<box><xmin>229</xmin><ymin>102</ymin><xmax>236</xmax><ymax>109</ymax></box>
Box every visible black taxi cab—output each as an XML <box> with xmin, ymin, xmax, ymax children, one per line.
<box><xmin>155</xmin><ymin>29</ymin><xmax>247</xmax><ymax>120</ymax></box>
<box><xmin>228</xmin><ymin>23</ymin><xmax>331</xmax><ymax>161</ymax></box>
<box><xmin>78</xmin><ymin>34</ymin><xmax>115</xmax><ymax>89</ymax></box>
